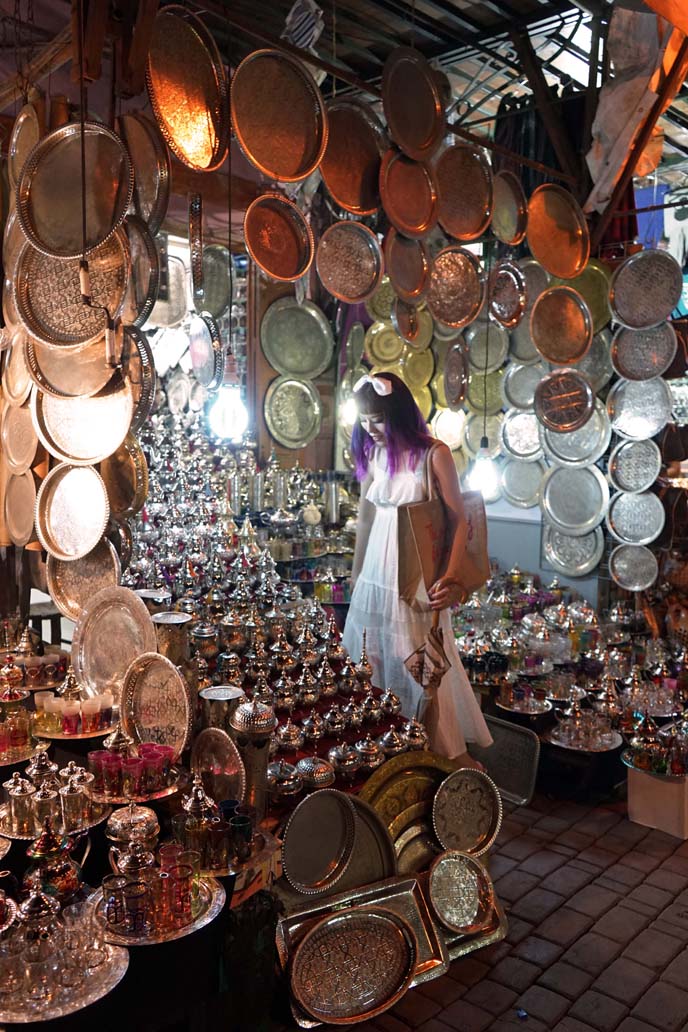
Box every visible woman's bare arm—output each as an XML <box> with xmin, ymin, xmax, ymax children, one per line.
<box><xmin>427</xmin><ymin>443</ymin><xmax>469</xmax><ymax>610</ymax></box>
<box><xmin>350</xmin><ymin>471</ymin><xmax>374</xmax><ymax>588</ymax></box>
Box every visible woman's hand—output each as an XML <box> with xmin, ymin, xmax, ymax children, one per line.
<box><xmin>428</xmin><ymin>575</ymin><xmax>466</xmax><ymax>610</ymax></box>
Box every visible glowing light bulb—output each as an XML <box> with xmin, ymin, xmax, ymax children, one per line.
<box><xmin>207</xmin><ymin>385</ymin><xmax>249</xmax><ymax>442</ymax></box>
<box><xmin>340</xmin><ymin>396</ymin><xmax>358</xmax><ymax>432</ymax></box>
<box><xmin>467</xmin><ymin>438</ymin><xmax>500</xmax><ymax>499</ymax></box>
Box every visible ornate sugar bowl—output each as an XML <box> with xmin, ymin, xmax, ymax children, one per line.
<box><xmin>338</xmin><ymin>659</ymin><xmax>358</xmax><ymax>696</ymax></box>
<box><xmin>301</xmin><ymin>711</ymin><xmax>325</xmax><ymax>742</ymax></box>
<box><xmin>297</xmin><ymin>667</ymin><xmax>320</xmax><ymax>707</ymax></box>
<box><xmin>380</xmin><ymin>690</ymin><xmax>402</xmax><ymax>716</ymax></box>
<box><xmin>400</xmin><ymin>718</ymin><xmax>429</xmax><ymax>751</ymax></box>
<box><xmin>267</xmin><ymin>760</ymin><xmax>303</xmax><ymax>803</ymax></box>
<box><xmin>106</xmin><ymin>803</ymin><xmax>159</xmax><ymax>848</ymax></box>
<box><xmin>354</xmin><ymin>733</ymin><xmax>385</xmax><ymax>772</ymax></box>
<box><xmin>296</xmin><ymin>754</ymin><xmax>335</xmax><ymax>791</ymax></box>
<box><xmin>355</xmin><ymin>633</ymin><xmax>373</xmax><ymax>683</ymax></box>
<box><xmin>323</xmin><ymin>704</ymin><xmax>346</xmax><ymax>738</ymax></box>
<box><xmin>109</xmin><ymin>838</ymin><xmax>156</xmax><ymax>877</ymax></box>
<box><xmin>22</xmin><ymin>818</ymin><xmax>88</xmax><ymax>904</ymax></box>
<box><xmin>275</xmin><ymin>718</ymin><xmax>305</xmax><ymax>753</ymax></box>
<box><xmin>342</xmin><ymin>699</ymin><xmax>364</xmax><ymax>729</ymax></box>
<box><xmin>18</xmin><ymin>887</ymin><xmax>60</xmax><ymax>944</ymax></box>
<box><xmin>273</xmin><ymin>675</ymin><xmax>298</xmax><ymax>713</ymax></box>
<box><xmin>190</xmin><ymin>618</ymin><xmax>219</xmax><ymax>664</ymax></box>
<box><xmin>327</xmin><ymin>742</ymin><xmax>362</xmax><ymax>782</ymax></box>
<box><xmin>317</xmin><ymin>658</ymin><xmax>338</xmax><ymax>698</ymax></box>
<box><xmin>26</xmin><ymin>751</ymin><xmax>60</xmax><ymax>789</ymax></box>
<box><xmin>377</xmin><ymin>725</ymin><xmax>406</xmax><ymax>757</ymax></box>
<box><xmin>362</xmin><ymin>692</ymin><xmax>383</xmax><ymax>725</ymax></box>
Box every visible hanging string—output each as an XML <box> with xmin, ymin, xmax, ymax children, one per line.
<box><xmin>482</xmin><ymin>252</ymin><xmax>491</xmax><ymax>446</ymax></box>
<box><xmin>410</xmin><ymin>0</ymin><xmax>417</xmax><ymax>50</ymax></box>
<box><xmin>332</xmin><ymin>0</ymin><xmax>337</xmax><ymax>98</ymax></box>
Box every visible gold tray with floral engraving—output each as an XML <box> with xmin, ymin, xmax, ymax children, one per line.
<box><xmin>359</xmin><ymin>751</ymin><xmax>456</xmax><ymax>828</ymax></box>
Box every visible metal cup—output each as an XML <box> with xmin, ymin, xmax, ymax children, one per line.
<box><xmin>199</xmin><ymin>686</ymin><xmax>246</xmax><ymax>734</ymax></box>
<box><xmin>152</xmin><ymin>612</ymin><xmax>192</xmax><ymax>665</ymax></box>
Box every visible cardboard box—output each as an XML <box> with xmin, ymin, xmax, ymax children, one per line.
<box><xmin>628</xmin><ymin>767</ymin><xmax>688</xmax><ymax>839</ymax></box>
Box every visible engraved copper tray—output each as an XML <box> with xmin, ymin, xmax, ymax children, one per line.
<box><xmin>609</xmin><ymin>439</ymin><xmax>661</xmax><ymax>494</ymax></box>
<box><xmin>392</xmin><ymin>301</ymin><xmax>433</xmax><ymax>351</ymax></box>
<box><xmin>500</xmin><ymin>459</ymin><xmax>545</xmax><ymax>509</ymax></box>
<box><xmin>1</xmin><ymin>401</ymin><xmax>37</xmax><ymax>474</ymax></box>
<box><xmin>610</xmin><ymin>322</ymin><xmax>677</xmax><ymax>381</ymax></box>
<box><xmin>491</xmin><ymin>170</ymin><xmax>527</xmax><ymax>245</ymax></box>
<box><xmin>146</xmin><ymin>6</ymin><xmax>228</xmax><ymax>172</ymax></box>
<box><xmin>540</xmin><ymin>464</ymin><xmax>609</xmax><ymax>537</ymax></box>
<box><xmin>122</xmin><ymin>327</ymin><xmax>156</xmax><ymax>434</ymax></box>
<box><xmin>427</xmin><ymin>851</ymin><xmax>494</xmax><ymax>935</ymax></box>
<box><xmin>609</xmin><ymin>249</ymin><xmax>683</xmax><ymax>329</ymax></box>
<box><xmin>290</xmin><ymin>905</ymin><xmax>417</xmax><ymax>1025</ymax></box>
<box><xmin>261</xmin><ymin>297</ymin><xmax>333</xmax><ymax>379</ymax></box>
<box><xmin>188</xmin><ymin>312</ymin><xmax>223</xmax><ymax>390</ymax></box>
<box><xmin>382</xmin><ymin>47</ymin><xmax>444</xmax><ymax>161</ymax></box>
<box><xmin>116</xmin><ymin>112</ymin><xmax>171</xmax><ymax>235</ymax></box>
<box><xmin>121</xmin><ymin>215</ymin><xmax>160</xmax><ymax>328</ymax></box>
<box><xmin>7</xmin><ymin>103</ymin><xmax>40</xmax><ymax>190</ymax></box>
<box><xmin>552</xmin><ymin>258</ymin><xmax>610</xmax><ymax>333</ymax></box>
<box><xmin>5</xmin><ymin>470</ymin><xmax>36</xmax><ymax>546</ymax></box>
<box><xmin>436</xmin><ymin>144</ymin><xmax>492</xmax><ymax>241</ymax></box>
<box><xmin>609</xmin><ymin>543</ymin><xmax>658</xmax><ymax>592</ymax></box>
<box><xmin>487</xmin><ymin>260</ymin><xmax>526</xmax><ymax>329</ymax></box>
<box><xmin>35</xmin><ymin>463</ymin><xmax>109</xmax><ymax>561</ymax></box>
<box><xmin>543</xmin><ymin>524</ymin><xmax>604</xmax><ymax>577</ymax></box>
<box><xmin>432</xmin><ymin>770</ymin><xmax>502</xmax><ymax>857</ymax></box>
<box><xmin>605</xmin><ymin>490</ymin><xmax>665</xmax><ymax>546</ymax></box>
<box><xmin>191</xmin><ymin>727</ymin><xmax>246</xmax><ymax>804</ymax></box>
<box><xmin>320</xmin><ymin>98</ymin><xmax>385</xmax><ymax>215</ymax></box>
<box><xmin>100</xmin><ymin>433</ymin><xmax>148</xmax><ymax>519</ymax></box>
<box><xmin>606</xmin><ymin>377</ymin><xmax>672</xmax><ymax>441</ymax></box>
<box><xmin>443</xmin><ymin>343</ymin><xmax>469</xmax><ymax>410</ymax></box>
<box><xmin>384</xmin><ymin>230</ymin><xmax>432</xmax><ymax>303</ymax></box>
<box><xmin>121</xmin><ymin>652</ymin><xmax>193</xmax><ymax>759</ymax></box>
<box><xmin>534</xmin><ymin>368</ymin><xmax>594</xmax><ymax>433</ymax></box>
<box><xmin>16</xmin><ymin>121</ymin><xmax>133</xmax><ymax>258</ymax></box>
<box><xmin>276</xmin><ymin>876</ymin><xmax>447</xmax><ymax>993</ymax></box>
<box><xmin>539</xmin><ymin>397</ymin><xmax>610</xmax><ymax>467</ymax></box>
<box><xmin>46</xmin><ymin>538</ymin><xmax>121</xmax><ymax>621</ymax></box>
<box><xmin>71</xmin><ymin>586</ymin><xmax>157</xmax><ymax>699</ymax></box>
<box><xmin>379</xmin><ymin>149</ymin><xmax>438</xmax><ymax>239</ymax></box>
<box><xmin>0</xmin><ymin>943</ymin><xmax>127</xmax><ymax>1023</ymax></box>
<box><xmin>426</xmin><ymin>247</ymin><xmax>484</xmax><ymax>328</ymax></box>
<box><xmin>264</xmin><ymin>376</ymin><xmax>322</xmax><ymax>449</ymax></box>
<box><xmin>500</xmin><ymin>409</ymin><xmax>543</xmax><ymax>463</ymax></box>
<box><xmin>92</xmin><ymin>877</ymin><xmax>225</xmax><ymax>945</ymax></box>
<box><xmin>282</xmin><ymin>788</ymin><xmax>356</xmax><ymax>894</ymax></box>
<box><xmin>231</xmin><ymin>48</ymin><xmax>327</xmax><ymax>182</ymax></box>
<box><xmin>15</xmin><ymin>230</ymin><xmax>130</xmax><ymax>349</ymax></box>
<box><xmin>316</xmin><ymin>221</ymin><xmax>383</xmax><ymax>303</ymax></box>
<box><xmin>24</xmin><ymin>336</ymin><xmax>116</xmax><ymax>399</ymax></box>
<box><xmin>530</xmin><ymin>286</ymin><xmax>592</xmax><ymax>365</ymax></box>
<box><xmin>465</xmin><ymin>316</ymin><xmax>509</xmax><ymax>373</ymax></box>
<box><xmin>244</xmin><ymin>193</ymin><xmax>314</xmax><ymax>282</ymax></box>
<box><xmin>31</xmin><ymin>375</ymin><xmax>133</xmax><ymax>465</ymax></box>
<box><xmin>526</xmin><ymin>184</ymin><xmax>589</xmax><ymax>279</ymax></box>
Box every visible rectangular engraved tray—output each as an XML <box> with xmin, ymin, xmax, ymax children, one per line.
<box><xmin>276</xmin><ymin>875</ymin><xmax>449</xmax><ymax>990</ymax></box>
<box><xmin>414</xmin><ymin>870</ymin><xmax>507</xmax><ymax>961</ymax></box>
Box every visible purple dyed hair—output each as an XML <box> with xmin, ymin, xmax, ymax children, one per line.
<box><xmin>351</xmin><ymin>372</ymin><xmax>435</xmax><ymax>480</ymax></box>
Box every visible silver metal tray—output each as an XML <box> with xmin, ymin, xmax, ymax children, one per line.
<box><xmin>605</xmin><ymin>490</ymin><xmax>665</xmax><ymax>545</ymax></box>
<box><xmin>276</xmin><ymin>875</ymin><xmax>449</xmax><ymax>989</ymax></box>
<box><xmin>539</xmin><ymin>397</ymin><xmax>610</xmax><ymax>467</ymax></box>
<box><xmin>611</xmin><ymin>322</ymin><xmax>677</xmax><ymax>381</ymax></box>
<box><xmin>501</xmin><ymin>362</ymin><xmax>546</xmax><ymax>410</ymax></box>
<box><xmin>282</xmin><ymin>788</ymin><xmax>356</xmax><ymax>895</ymax></box>
<box><xmin>71</xmin><ymin>586</ymin><xmax>157</xmax><ymax>699</ymax></box>
<box><xmin>500</xmin><ymin>409</ymin><xmax>543</xmax><ymax>462</ymax></box>
<box><xmin>121</xmin><ymin>652</ymin><xmax>193</xmax><ymax>759</ymax></box>
<box><xmin>264</xmin><ymin>376</ymin><xmax>322</xmax><ymax>449</ymax></box>
<box><xmin>261</xmin><ymin>298</ymin><xmax>333</xmax><ymax>380</ymax></box>
<box><xmin>91</xmin><ymin>877</ymin><xmax>225</xmax><ymax>945</ymax></box>
<box><xmin>47</xmin><ymin>538</ymin><xmax>121</xmax><ymax>621</ymax></box>
<box><xmin>465</xmin><ymin>316</ymin><xmax>509</xmax><ymax>374</ymax></box>
<box><xmin>608</xmin><ymin>439</ymin><xmax>661</xmax><ymax>494</ymax></box>
<box><xmin>0</xmin><ymin>801</ymin><xmax>111</xmax><ymax>841</ymax></box>
<box><xmin>607</xmin><ymin>377</ymin><xmax>673</xmax><ymax>441</ymax></box>
<box><xmin>500</xmin><ymin>459</ymin><xmax>545</xmax><ymax>509</ymax></box>
<box><xmin>609</xmin><ymin>543</ymin><xmax>658</xmax><ymax>592</ymax></box>
<box><xmin>542</xmin><ymin>525</ymin><xmax>604</xmax><ymax>577</ymax></box>
<box><xmin>570</xmin><ymin>327</ymin><xmax>613</xmax><ymax>393</ymax></box>
<box><xmin>540</xmin><ymin>464</ymin><xmax>609</xmax><ymax>536</ymax></box>
<box><xmin>609</xmin><ymin>249</ymin><xmax>683</xmax><ymax>329</ymax></box>
<box><xmin>543</xmin><ymin>729</ymin><xmax>623</xmax><ymax>753</ymax></box>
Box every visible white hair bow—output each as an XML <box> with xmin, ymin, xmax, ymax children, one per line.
<box><xmin>353</xmin><ymin>374</ymin><xmax>393</xmax><ymax>396</ymax></box>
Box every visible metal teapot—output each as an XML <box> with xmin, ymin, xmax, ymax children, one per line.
<box><xmin>22</xmin><ymin>818</ymin><xmax>90</xmax><ymax>904</ymax></box>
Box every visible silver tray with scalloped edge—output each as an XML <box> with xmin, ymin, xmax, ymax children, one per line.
<box><xmin>543</xmin><ymin>524</ymin><xmax>604</xmax><ymax>577</ymax></box>
<box><xmin>540</xmin><ymin>464</ymin><xmax>609</xmax><ymax>537</ymax></box>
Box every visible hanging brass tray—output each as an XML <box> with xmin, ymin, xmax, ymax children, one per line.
<box><xmin>392</xmin><ymin>300</ymin><xmax>433</xmax><ymax>351</ymax></box>
<box><xmin>379</xmin><ymin>149</ymin><xmax>439</xmax><ymax>240</ymax></box>
<box><xmin>231</xmin><ymin>48</ymin><xmax>328</xmax><ymax>182</ymax></box>
<box><xmin>16</xmin><ymin>121</ymin><xmax>133</xmax><ymax>258</ymax></box>
<box><xmin>1</xmin><ymin>401</ymin><xmax>37</xmax><ymax>474</ymax></box>
<box><xmin>365</xmin><ymin>321</ymin><xmax>405</xmax><ymax>365</ymax></box>
<box><xmin>7</xmin><ymin>103</ymin><xmax>40</xmax><ymax>190</ymax></box>
<box><xmin>121</xmin><ymin>327</ymin><xmax>156</xmax><ymax>434</ymax></box>
<box><xmin>382</xmin><ymin>47</ymin><xmax>445</xmax><ymax>162</ymax></box>
<box><xmin>35</xmin><ymin>463</ymin><xmax>110</xmax><ymax>561</ymax></box>
<box><xmin>465</xmin><ymin>315</ymin><xmax>509</xmax><ymax>373</ymax></box>
<box><xmin>31</xmin><ymin>375</ymin><xmax>133</xmax><ymax>465</ymax></box>
<box><xmin>24</xmin><ymin>336</ymin><xmax>117</xmax><ymax>399</ymax></box>
<box><xmin>189</xmin><ymin>193</ymin><xmax>204</xmax><ymax>303</ymax></box>
<box><xmin>121</xmin><ymin>652</ymin><xmax>193</xmax><ymax>759</ymax></box>
<box><xmin>526</xmin><ymin>184</ymin><xmax>590</xmax><ymax>279</ymax></box>
<box><xmin>260</xmin><ymin>297</ymin><xmax>333</xmax><ymax>379</ymax></box>
<box><xmin>552</xmin><ymin>258</ymin><xmax>611</xmax><ymax>333</ymax></box>
<box><xmin>487</xmin><ymin>259</ymin><xmax>526</xmax><ymax>329</ymax></box>
<box><xmin>384</xmin><ymin>230</ymin><xmax>432</xmax><ymax>303</ymax></box>
<box><xmin>316</xmin><ymin>221</ymin><xmax>384</xmax><ymax>303</ymax></box>
<box><xmin>15</xmin><ymin>230</ymin><xmax>130</xmax><ymax>349</ymax></box>
<box><xmin>121</xmin><ymin>214</ymin><xmax>160</xmax><ymax>328</ymax></box>
<box><xmin>100</xmin><ymin>433</ymin><xmax>148</xmax><ymax>519</ymax></box>
<box><xmin>5</xmin><ymin>470</ymin><xmax>36</xmax><ymax>546</ymax></box>
<box><xmin>436</xmin><ymin>144</ymin><xmax>493</xmax><ymax>241</ymax></box>
<box><xmin>426</xmin><ymin>247</ymin><xmax>484</xmax><ymax>329</ymax></box>
<box><xmin>320</xmin><ymin>98</ymin><xmax>385</xmax><ymax>215</ymax></box>
<box><xmin>201</xmin><ymin>244</ymin><xmax>233</xmax><ymax>320</ymax></box>
<box><xmin>491</xmin><ymin>170</ymin><xmax>527</xmax><ymax>245</ymax></box>
<box><xmin>47</xmin><ymin>538</ymin><xmax>121</xmax><ymax>622</ymax></box>
<box><xmin>146</xmin><ymin>6</ymin><xmax>228</xmax><ymax>172</ymax></box>
<box><xmin>244</xmin><ymin>193</ymin><xmax>314</xmax><ymax>282</ymax></box>
<box><xmin>116</xmin><ymin>111</ymin><xmax>171</xmax><ymax>235</ymax></box>
<box><xmin>264</xmin><ymin>375</ymin><xmax>322</xmax><ymax>449</ymax></box>
<box><xmin>2</xmin><ymin>333</ymin><xmax>32</xmax><ymax>407</ymax></box>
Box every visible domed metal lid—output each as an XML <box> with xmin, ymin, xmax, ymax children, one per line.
<box><xmin>377</xmin><ymin>725</ymin><xmax>406</xmax><ymax>756</ymax></box>
<box><xmin>267</xmin><ymin>760</ymin><xmax>302</xmax><ymax>795</ymax></box>
<box><xmin>106</xmin><ymin>802</ymin><xmax>160</xmax><ymax>843</ymax></box>
<box><xmin>296</xmin><ymin>754</ymin><xmax>336</xmax><ymax>788</ymax></box>
<box><xmin>230</xmin><ymin>697</ymin><xmax>277</xmax><ymax>735</ymax></box>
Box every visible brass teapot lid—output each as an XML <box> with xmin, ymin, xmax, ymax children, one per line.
<box><xmin>230</xmin><ymin>697</ymin><xmax>277</xmax><ymax>736</ymax></box>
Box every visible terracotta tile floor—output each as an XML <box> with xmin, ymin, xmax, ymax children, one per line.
<box><xmin>285</xmin><ymin>796</ymin><xmax>688</xmax><ymax>1032</ymax></box>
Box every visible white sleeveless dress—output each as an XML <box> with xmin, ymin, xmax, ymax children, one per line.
<box><xmin>342</xmin><ymin>447</ymin><xmax>492</xmax><ymax>759</ymax></box>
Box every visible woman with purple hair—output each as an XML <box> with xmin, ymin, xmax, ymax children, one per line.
<box><xmin>342</xmin><ymin>372</ymin><xmax>491</xmax><ymax>767</ymax></box>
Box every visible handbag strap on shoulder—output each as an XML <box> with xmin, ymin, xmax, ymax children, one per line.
<box><xmin>422</xmin><ymin>442</ymin><xmax>441</xmax><ymax>501</ymax></box>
